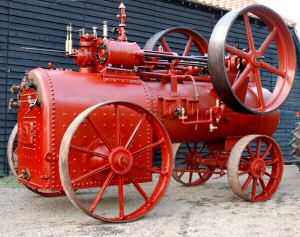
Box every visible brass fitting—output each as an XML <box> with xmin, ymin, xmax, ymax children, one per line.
<box><xmin>9</xmin><ymin>84</ymin><xmax>20</xmax><ymax>94</ymax></box>
<box><xmin>209</xmin><ymin>124</ymin><xmax>218</xmax><ymax>132</ymax></box>
<box><xmin>174</xmin><ymin>106</ymin><xmax>188</xmax><ymax>120</ymax></box>
<box><xmin>8</xmin><ymin>98</ymin><xmax>20</xmax><ymax>111</ymax></box>
<box><xmin>19</xmin><ymin>169</ymin><xmax>30</xmax><ymax>181</ymax></box>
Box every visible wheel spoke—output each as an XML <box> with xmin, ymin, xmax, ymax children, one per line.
<box><xmin>259</xmin><ymin>178</ymin><xmax>266</xmax><ymax>192</ymax></box>
<box><xmin>87</xmin><ymin>116</ymin><xmax>113</xmax><ymax>152</ymax></box>
<box><xmin>160</xmin><ymin>37</ymin><xmax>171</xmax><ymax>52</ymax></box>
<box><xmin>193</xmin><ymin>142</ymin><xmax>197</xmax><ymax>151</ymax></box>
<box><xmin>132</xmin><ymin>138</ymin><xmax>165</xmax><ymax>157</ymax></box>
<box><xmin>251</xmin><ymin>178</ymin><xmax>257</xmax><ymax>199</ymax></box>
<box><xmin>260</xmin><ymin>60</ymin><xmax>286</xmax><ymax>77</ymax></box>
<box><xmin>118</xmin><ymin>175</ymin><xmax>125</xmax><ymax>219</ymax></box>
<box><xmin>89</xmin><ymin>171</ymin><xmax>114</xmax><ymax>213</ymax></box>
<box><xmin>198</xmin><ymin>172</ymin><xmax>203</xmax><ymax>180</ymax></box>
<box><xmin>70</xmin><ymin>145</ymin><xmax>108</xmax><ymax>160</ymax></box>
<box><xmin>183</xmin><ymin>36</ymin><xmax>193</xmax><ymax>56</ymax></box>
<box><xmin>244</xmin><ymin>13</ymin><xmax>255</xmax><ymax>51</ymax></box>
<box><xmin>247</xmin><ymin>145</ymin><xmax>255</xmax><ymax>159</ymax></box>
<box><xmin>261</xmin><ymin>144</ymin><xmax>273</xmax><ymax>160</ymax></box>
<box><xmin>256</xmin><ymin>138</ymin><xmax>262</xmax><ymax>159</ymax></box>
<box><xmin>253</xmin><ymin>69</ymin><xmax>265</xmax><ymax>109</ymax></box>
<box><xmin>225</xmin><ymin>44</ymin><xmax>249</xmax><ymax>59</ymax></box>
<box><xmin>186</xmin><ymin>143</ymin><xmax>192</xmax><ymax>152</ymax></box>
<box><xmin>239</xmin><ymin>168</ymin><xmax>250</xmax><ymax>176</ymax></box>
<box><xmin>258</xmin><ymin>27</ymin><xmax>278</xmax><ymax>55</ymax></box>
<box><xmin>71</xmin><ymin>163</ymin><xmax>110</xmax><ymax>184</ymax></box>
<box><xmin>265</xmin><ymin>159</ymin><xmax>278</xmax><ymax>166</ymax></box>
<box><xmin>115</xmin><ymin>104</ymin><xmax>121</xmax><ymax>147</ymax></box>
<box><xmin>241</xmin><ymin>158</ymin><xmax>250</xmax><ymax>165</ymax></box>
<box><xmin>188</xmin><ymin>172</ymin><xmax>193</xmax><ymax>184</ymax></box>
<box><xmin>132</xmin><ymin>163</ymin><xmax>163</xmax><ymax>174</ymax></box>
<box><xmin>264</xmin><ymin>171</ymin><xmax>276</xmax><ymax>179</ymax></box>
<box><xmin>242</xmin><ymin>175</ymin><xmax>253</xmax><ymax>191</ymax></box>
<box><xmin>125</xmin><ymin>117</ymin><xmax>144</xmax><ymax>149</ymax></box>
<box><xmin>178</xmin><ymin>171</ymin><xmax>185</xmax><ymax>179</ymax></box>
<box><xmin>127</xmin><ymin>172</ymin><xmax>149</xmax><ymax>201</ymax></box>
<box><xmin>198</xmin><ymin>143</ymin><xmax>205</xmax><ymax>153</ymax></box>
<box><xmin>232</xmin><ymin>64</ymin><xmax>253</xmax><ymax>92</ymax></box>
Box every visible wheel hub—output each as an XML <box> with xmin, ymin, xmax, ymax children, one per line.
<box><xmin>250</xmin><ymin>159</ymin><xmax>266</xmax><ymax>178</ymax></box>
<box><xmin>249</xmin><ymin>53</ymin><xmax>263</xmax><ymax>67</ymax></box>
<box><xmin>109</xmin><ymin>147</ymin><xmax>133</xmax><ymax>174</ymax></box>
<box><xmin>186</xmin><ymin>152</ymin><xmax>200</xmax><ymax>166</ymax></box>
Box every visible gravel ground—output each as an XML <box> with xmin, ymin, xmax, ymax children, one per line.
<box><xmin>0</xmin><ymin>165</ymin><xmax>299</xmax><ymax>237</ymax></box>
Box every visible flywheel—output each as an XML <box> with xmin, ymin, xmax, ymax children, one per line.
<box><xmin>208</xmin><ymin>5</ymin><xmax>296</xmax><ymax>114</ymax></box>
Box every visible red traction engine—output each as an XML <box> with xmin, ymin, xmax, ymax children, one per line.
<box><xmin>7</xmin><ymin>3</ymin><xmax>296</xmax><ymax>222</ymax></box>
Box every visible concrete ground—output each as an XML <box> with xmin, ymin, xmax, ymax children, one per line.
<box><xmin>0</xmin><ymin>165</ymin><xmax>299</xmax><ymax>237</ymax></box>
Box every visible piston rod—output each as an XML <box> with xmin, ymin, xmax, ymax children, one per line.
<box><xmin>143</xmin><ymin>51</ymin><xmax>208</xmax><ymax>62</ymax></box>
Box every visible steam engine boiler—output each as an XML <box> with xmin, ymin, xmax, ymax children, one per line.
<box><xmin>7</xmin><ymin>3</ymin><xmax>296</xmax><ymax>222</ymax></box>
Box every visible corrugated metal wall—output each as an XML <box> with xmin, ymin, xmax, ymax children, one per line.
<box><xmin>0</xmin><ymin>0</ymin><xmax>299</xmax><ymax>175</ymax></box>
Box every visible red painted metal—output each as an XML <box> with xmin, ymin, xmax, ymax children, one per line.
<box><xmin>59</xmin><ymin>101</ymin><xmax>172</xmax><ymax>222</ymax></box>
<box><xmin>8</xmin><ymin>3</ymin><xmax>296</xmax><ymax>222</ymax></box>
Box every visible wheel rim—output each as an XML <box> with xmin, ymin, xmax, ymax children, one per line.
<box><xmin>227</xmin><ymin>135</ymin><xmax>283</xmax><ymax>201</ymax></box>
<box><xmin>172</xmin><ymin>142</ymin><xmax>214</xmax><ymax>187</ymax></box>
<box><xmin>59</xmin><ymin>101</ymin><xmax>172</xmax><ymax>222</ymax></box>
<box><xmin>208</xmin><ymin>5</ymin><xmax>296</xmax><ymax>114</ymax></box>
<box><xmin>144</xmin><ymin>27</ymin><xmax>208</xmax><ymax>57</ymax></box>
<box><xmin>7</xmin><ymin>124</ymin><xmax>18</xmax><ymax>177</ymax></box>
<box><xmin>25</xmin><ymin>186</ymin><xmax>66</xmax><ymax>197</ymax></box>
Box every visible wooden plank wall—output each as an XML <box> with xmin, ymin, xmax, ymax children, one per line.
<box><xmin>0</xmin><ymin>0</ymin><xmax>299</xmax><ymax>174</ymax></box>
<box><xmin>0</xmin><ymin>0</ymin><xmax>9</xmax><ymax>176</ymax></box>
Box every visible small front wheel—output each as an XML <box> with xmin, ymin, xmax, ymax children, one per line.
<box><xmin>227</xmin><ymin>135</ymin><xmax>283</xmax><ymax>201</ymax></box>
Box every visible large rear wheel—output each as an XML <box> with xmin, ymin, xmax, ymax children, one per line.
<box><xmin>59</xmin><ymin>101</ymin><xmax>172</xmax><ymax>222</ymax></box>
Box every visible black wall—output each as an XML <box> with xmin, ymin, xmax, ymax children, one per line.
<box><xmin>0</xmin><ymin>0</ymin><xmax>299</xmax><ymax>175</ymax></box>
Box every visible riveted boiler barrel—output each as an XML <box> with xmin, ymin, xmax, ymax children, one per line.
<box><xmin>21</xmin><ymin>68</ymin><xmax>279</xmax><ymax>146</ymax></box>
<box><xmin>17</xmin><ymin>68</ymin><xmax>279</xmax><ymax>189</ymax></box>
